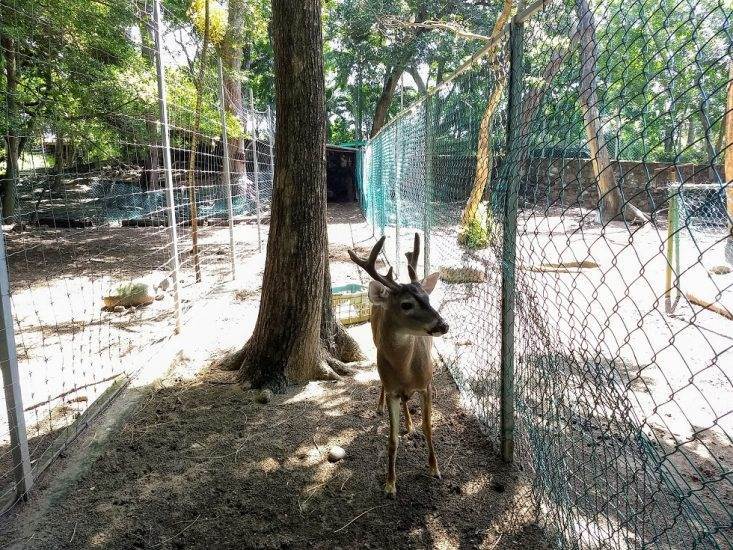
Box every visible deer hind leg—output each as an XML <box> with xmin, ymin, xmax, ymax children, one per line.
<box><xmin>420</xmin><ymin>385</ymin><xmax>441</xmax><ymax>479</ymax></box>
<box><xmin>385</xmin><ymin>393</ymin><xmax>400</xmax><ymax>497</ymax></box>
<box><xmin>401</xmin><ymin>397</ymin><xmax>413</xmax><ymax>433</ymax></box>
<box><xmin>377</xmin><ymin>386</ymin><xmax>385</xmax><ymax>415</ymax></box>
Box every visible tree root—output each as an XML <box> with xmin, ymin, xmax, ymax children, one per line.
<box><xmin>215</xmin><ymin>346</ymin><xmax>247</xmax><ymax>372</ymax></box>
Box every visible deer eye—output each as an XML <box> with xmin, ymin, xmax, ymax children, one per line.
<box><xmin>401</xmin><ymin>302</ymin><xmax>413</xmax><ymax>311</ymax></box>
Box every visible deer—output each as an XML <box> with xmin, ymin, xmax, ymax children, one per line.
<box><xmin>348</xmin><ymin>233</ymin><xmax>449</xmax><ymax>497</ymax></box>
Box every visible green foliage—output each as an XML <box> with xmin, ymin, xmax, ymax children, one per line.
<box><xmin>458</xmin><ymin>203</ymin><xmax>496</xmax><ymax>250</ymax></box>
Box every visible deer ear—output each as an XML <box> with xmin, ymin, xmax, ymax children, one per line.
<box><xmin>368</xmin><ymin>280</ymin><xmax>390</xmax><ymax>305</ymax></box>
<box><xmin>421</xmin><ymin>272</ymin><xmax>440</xmax><ymax>294</ymax></box>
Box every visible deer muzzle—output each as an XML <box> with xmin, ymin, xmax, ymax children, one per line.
<box><xmin>428</xmin><ymin>319</ymin><xmax>449</xmax><ymax>336</ymax></box>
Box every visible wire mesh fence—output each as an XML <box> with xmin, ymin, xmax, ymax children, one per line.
<box><xmin>358</xmin><ymin>0</ymin><xmax>732</xmax><ymax>547</ymax></box>
<box><xmin>0</xmin><ymin>0</ymin><xmax>273</xmax><ymax>511</ymax></box>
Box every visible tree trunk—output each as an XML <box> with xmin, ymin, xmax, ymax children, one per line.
<box><xmin>140</xmin><ymin>1</ymin><xmax>160</xmax><ymax>190</ymax></box>
<box><xmin>220</xmin><ymin>0</ymin><xmax>246</xmax><ymax>176</ymax></box>
<box><xmin>186</xmin><ymin>0</ymin><xmax>210</xmax><ymax>283</ymax></box>
<box><xmin>699</xmin><ymin>106</ymin><xmax>720</xmax><ymax>181</ymax></box>
<box><xmin>232</xmin><ymin>0</ymin><xmax>361</xmax><ymax>390</ymax></box>
<box><xmin>407</xmin><ymin>66</ymin><xmax>426</xmax><ymax>95</ymax></box>
<box><xmin>370</xmin><ymin>64</ymin><xmax>404</xmax><ymax>137</ymax></box>
<box><xmin>369</xmin><ymin>5</ymin><xmax>428</xmax><ymax>137</ymax></box>
<box><xmin>1</xmin><ymin>32</ymin><xmax>19</xmax><ymax>222</ymax></box>
<box><xmin>459</xmin><ymin>0</ymin><xmax>513</xmax><ymax>230</ymax></box>
<box><xmin>355</xmin><ymin>61</ymin><xmax>363</xmax><ymax>140</ymax></box>
<box><xmin>576</xmin><ymin>0</ymin><xmax>647</xmax><ymax>224</ymax></box>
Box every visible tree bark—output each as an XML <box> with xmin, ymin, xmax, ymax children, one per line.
<box><xmin>1</xmin><ymin>32</ymin><xmax>19</xmax><ymax>221</ymax></box>
<box><xmin>233</xmin><ymin>0</ymin><xmax>362</xmax><ymax>390</ymax></box>
<box><xmin>576</xmin><ymin>0</ymin><xmax>647</xmax><ymax>224</ymax></box>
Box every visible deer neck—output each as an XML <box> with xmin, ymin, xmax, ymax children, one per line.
<box><xmin>379</xmin><ymin>313</ymin><xmax>421</xmax><ymax>359</ymax></box>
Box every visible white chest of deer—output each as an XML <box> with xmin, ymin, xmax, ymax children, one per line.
<box><xmin>349</xmin><ymin>234</ymin><xmax>448</xmax><ymax>497</ymax></box>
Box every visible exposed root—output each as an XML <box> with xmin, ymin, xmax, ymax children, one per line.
<box><xmin>325</xmin><ymin>356</ymin><xmax>358</xmax><ymax>376</ymax></box>
<box><xmin>312</xmin><ymin>360</ymin><xmax>342</xmax><ymax>381</ymax></box>
<box><xmin>215</xmin><ymin>346</ymin><xmax>247</xmax><ymax>372</ymax></box>
<box><xmin>334</xmin><ymin>322</ymin><xmax>366</xmax><ymax>362</ymax></box>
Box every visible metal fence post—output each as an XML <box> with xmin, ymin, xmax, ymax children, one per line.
<box><xmin>217</xmin><ymin>57</ymin><xmax>237</xmax><ymax>279</ymax></box>
<box><xmin>153</xmin><ymin>0</ymin><xmax>182</xmax><ymax>333</ymax></box>
<box><xmin>394</xmin><ymin>124</ymin><xmax>401</xmax><ymax>276</ymax></box>
<box><xmin>664</xmin><ymin>185</ymin><xmax>678</xmax><ymax>313</ymax></box>
<box><xmin>423</xmin><ymin>97</ymin><xmax>434</xmax><ymax>277</ymax></box>
<box><xmin>0</xmin><ymin>229</ymin><xmax>32</xmax><ymax>503</ymax></box>
<box><xmin>267</xmin><ymin>104</ymin><xmax>275</xmax><ymax>205</ymax></box>
<box><xmin>499</xmin><ymin>15</ymin><xmax>525</xmax><ymax>464</ymax></box>
<box><xmin>249</xmin><ymin>88</ymin><xmax>262</xmax><ymax>253</ymax></box>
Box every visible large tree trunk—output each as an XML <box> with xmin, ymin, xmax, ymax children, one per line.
<box><xmin>1</xmin><ymin>33</ymin><xmax>19</xmax><ymax>222</ymax></box>
<box><xmin>220</xmin><ymin>0</ymin><xmax>246</xmax><ymax>176</ymax></box>
<box><xmin>576</xmin><ymin>0</ymin><xmax>647</xmax><ymax>224</ymax></box>
<box><xmin>232</xmin><ymin>0</ymin><xmax>361</xmax><ymax>390</ymax></box>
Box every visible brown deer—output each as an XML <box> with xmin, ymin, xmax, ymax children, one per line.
<box><xmin>348</xmin><ymin>233</ymin><xmax>448</xmax><ymax>497</ymax></box>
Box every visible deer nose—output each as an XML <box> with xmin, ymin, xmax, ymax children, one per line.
<box><xmin>430</xmin><ymin>320</ymin><xmax>449</xmax><ymax>336</ymax></box>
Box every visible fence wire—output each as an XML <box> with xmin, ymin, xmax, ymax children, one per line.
<box><xmin>0</xmin><ymin>0</ymin><xmax>273</xmax><ymax>511</ymax></box>
<box><xmin>359</xmin><ymin>0</ymin><xmax>732</xmax><ymax>547</ymax></box>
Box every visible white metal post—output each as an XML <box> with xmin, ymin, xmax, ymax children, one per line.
<box><xmin>0</xmin><ymin>229</ymin><xmax>32</xmax><ymax>503</ymax></box>
<box><xmin>394</xmin><ymin>124</ymin><xmax>401</xmax><ymax>276</ymax></box>
<box><xmin>217</xmin><ymin>58</ymin><xmax>236</xmax><ymax>279</ymax></box>
<box><xmin>267</xmin><ymin>104</ymin><xmax>275</xmax><ymax>200</ymax></box>
<box><xmin>249</xmin><ymin>88</ymin><xmax>262</xmax><ymax>253</ymax></box>
<box><xmin>153</xmin><ymin>0</ymin><xmax>182</xmax><ymax>333</ymax></box>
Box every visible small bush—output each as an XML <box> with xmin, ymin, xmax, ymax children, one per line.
<box><xmin>458</xmin><ymin>206</ymin><xmax>497</xmax><ymax>250</ymax></box>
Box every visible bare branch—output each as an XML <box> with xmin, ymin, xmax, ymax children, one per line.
<box><xmin>380</xmin><ymin>16</ymin><xmax>492</xmax><ymax>43</ymax></box>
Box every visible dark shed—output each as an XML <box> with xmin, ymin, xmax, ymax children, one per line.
<box><xmin>326</xmin><ymin>145</ymin><xmax>357</xmax><ymax>203</ymax></box>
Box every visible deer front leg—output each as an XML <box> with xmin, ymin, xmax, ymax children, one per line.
<box><xmin>420</xmin><ymin>385</ymin><xmax>441</xmax><ymax>479</ymax></box>
<box><xmin>377</xmin><ymin>386</ymin><xmax>385</xmax><ymax>415</ymax></box>
<box><xmin>385</xmin><ymin>393</ymin><xmax>400</xmax><ymax>497</ymax></box>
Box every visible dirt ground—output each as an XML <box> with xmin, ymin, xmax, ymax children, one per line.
<box><xmin>0</xmin><ymin>203</ymin><xmax>549</xmax><ymax>549</ymax></box>
<box><xmin>0</xmin><ymin>361</ymin><xmax>547</xmax><ymax>549</ymax></box>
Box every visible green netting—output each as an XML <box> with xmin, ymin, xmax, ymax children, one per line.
<box><xmin>356</xmin><ymin>0</ymin><xmax>732</xmax><ymax>547</ymax></box>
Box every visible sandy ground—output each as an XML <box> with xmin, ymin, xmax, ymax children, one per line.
<box><xmin>0</xmin><ymin>203</ymin><xmax>548</xmax><ymax>549</ymax></box>
<box><xmin>0</xmin><ymin>216</ymin><xmax>268</xmax><ymax>505</ymax></box>
<box><xmin>379</xmin><ymin>202</ymin><xmax>732</xmax><ymax>547</ymax></box>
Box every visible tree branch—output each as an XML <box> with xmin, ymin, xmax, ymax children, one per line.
<box><xmin>380</xmin><ymin>16</ymin><xmax>492</xmax><ymax>43</ymax></box>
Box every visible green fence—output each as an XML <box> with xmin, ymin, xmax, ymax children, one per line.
<box><xmin>357</xmin><ymin>0</ymin><xmax>732</xmax><ymax>547</ymax></box>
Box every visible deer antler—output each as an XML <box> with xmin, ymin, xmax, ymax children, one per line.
<box><xmin>405</xmin><ymin>233</ymin><xmax>420</xmax><ymax>283</ymax></box>
<box><xmin>348</xmin><ymin>236</ymin><xmax>400</xmax><ymax>290</ymax></box>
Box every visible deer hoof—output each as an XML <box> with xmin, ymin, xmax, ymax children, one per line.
<box><xmin>430</xmin><ymin>467</ymin><xmax>442</xmax><ymax>480</ymax></box>
<box><xmin>384</xmin><ymin>482</ymin><xmax>397</xmax><ymax>498</ymax></box>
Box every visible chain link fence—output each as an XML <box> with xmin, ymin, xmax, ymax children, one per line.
<box><xmin>0</xmin><ymin>0</ymin><xmax>273</xmax><ymax>512</ymax></box>
<box><xmin>359</xmin><ymin>0</ymin><xmax>732</xmax><ymax>547</ymax></box>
